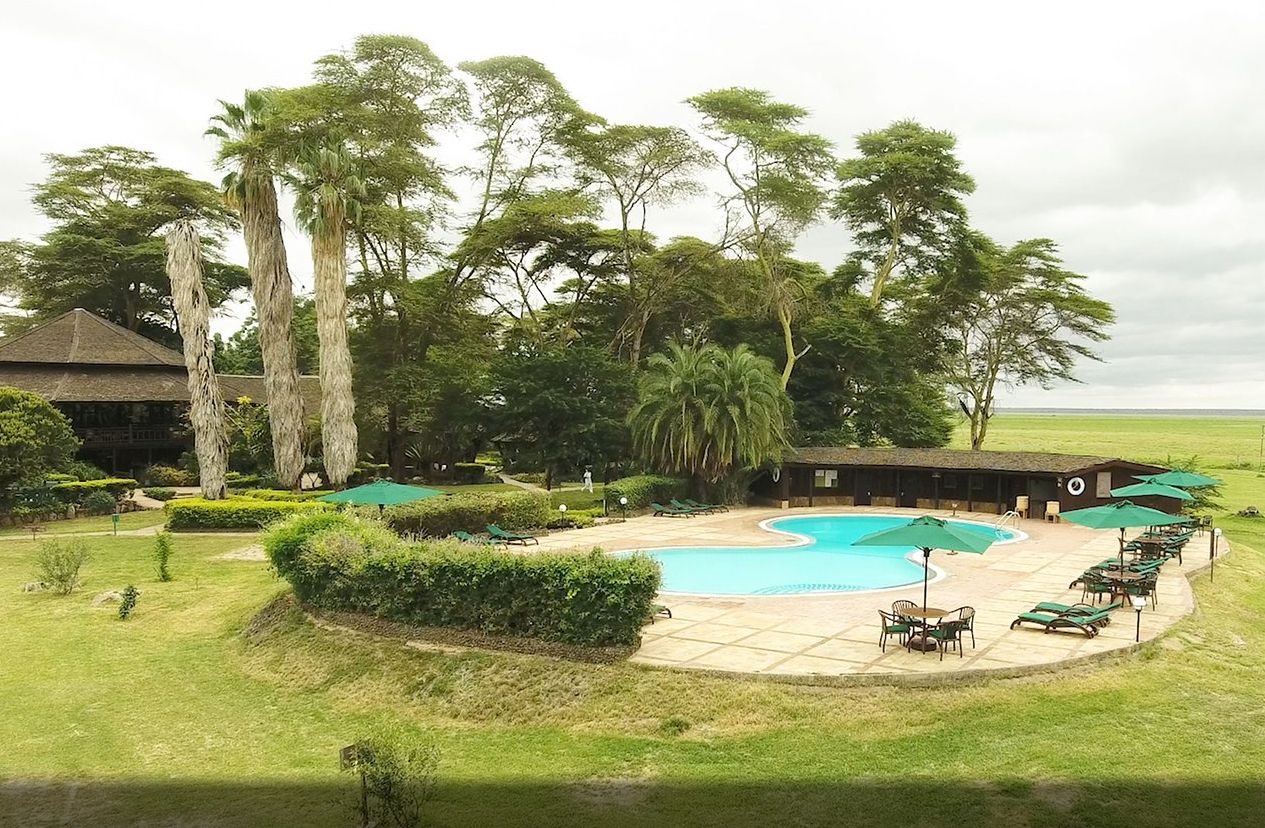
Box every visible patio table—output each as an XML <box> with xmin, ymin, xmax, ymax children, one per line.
<box><xmin>901</xmin><ymin>607</ymin><xmax>948</xmax><ymax>653</ymax></box>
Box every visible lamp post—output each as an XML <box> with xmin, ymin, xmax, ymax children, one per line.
<box><xmin>1131</xmin><ymin>594</ymin><xmax>1146</xmax><ymax>642</ymax></box>
<box><xmin>618</xmin><ymin>496</ymin><xmax>628</xmax><ymax>522</ymax></box>
<box><xmin>1211</xmin><ymin>527</ymin><xmax>1221</xmax><ymax>582</ymax></box>
<box><xmin>558</xmin><ymin>503</ymin><xmax>567</xmax><ymax>522</ymax></box>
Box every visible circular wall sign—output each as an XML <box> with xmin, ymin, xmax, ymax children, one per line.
<box><xmin>771</xmin><ymin>467</ymin><xmax>781</xmax><ymax>483</ymax></box>
<box><xmin>1066</xmin><ymin>476</ymin><xmax>1086</xmax><ymax>496</ymax></box>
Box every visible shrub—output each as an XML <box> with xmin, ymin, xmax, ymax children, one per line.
<box><xmin>346</xmin><ymin>724</ymin><xmax>439</xmax><ymax>828</ymax></box>
<box><xmin>238</xmin><ymin>488</ymin><xmax>325</xmax><ymax>502</ymax></box>
<box><xmin>153</xmin><ymin>531</ymin><xmax>174</xmax><ymax>581</ymax></box>
<box><xmin>225</xmin><ymin>472</ymin><xmax>262</xmax><ymax>488</ymax></box>
<box><xmin>142</xmin><ymin>487</ymin><xmax>177</xmax><ymax>502</ymax></box>
<box><xmin>382</xmin><ymin>491</ymin><xmax>549</xmax><ymax>538</ymax></box>
<box><xmin>118</xmin><ymin>585</ymin><xmax>139</xmax><ymax>620</ymax></box>
<box><xmin>547</xmin><ymin>509</ymin><xmax>599</xmax><ymax>530</ymax></box>
<box><xmin>63</xmin><ymin>460</ymin><xmax>108</xmax><ymax>481</ymax></box>
<box><xmin>276</xmin><ymin>517</ymin><xmax>661</xmax><ymax>647</ymax></box>
<box><xmin>44</xmin><ymin>472</ymin><xmax>78</xmax><ymax>483</ymax></box>
<box><xmin>35</xmin><ymin>538</ymin><xmax>90</xmax><ymax>595</ymax></box>
<box><xmin>143</xmin><ymin>464</ymin><xmax>197</xmax><ymax>486</ymax></box>
<box><xmin>452</xmin><ymin>463</ymin><xmax>487</xmax><ymax>484</ymax></box>
<box><xmin>512</xmin><ymin>471</ymin><xmax>547</xmax><ymax>485</ymax></box>
<box><xmin>51</xmin><ymin>478</ymin><xmax>138</xmax><ymax>503</ymax></box>
<box><xmin>0</xmin><ymin>387</ymin><xmax>80</xmax><ymax>489</ymax></box>
<box><xmin>262</xmin><ymin>510</ymin><xmax>359</xmax><ymax>579</ymax></box>
<box><xmin>164</xmin><ymin>497</ymin><xmax>333</xmax><ymax>530</ymax></box>
<box><xmin>80</xmin><ymin>490</ymin><xmax>120</xmax><ymax>516</ymax></box>
<box><xmin>4</xmin><ymin>486</ymin><xmax>62</xmax><ymax>518</ymax></box>
<box><xmin>605</xmin><ymin>474</ymin><xmax>688</xmax><ymax>511</ymax></box>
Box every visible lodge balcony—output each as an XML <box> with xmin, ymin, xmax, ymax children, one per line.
<box><xmin>74</xmin><ymin>425</ymin><xmax>185</xmax><ymax>448</ymax></box>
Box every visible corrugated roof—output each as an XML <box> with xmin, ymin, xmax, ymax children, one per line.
<box><xmin>788</xmin><ymin>446</ymin><xmax>1144</xmax><ymax>475</ymax></box>
<box><xmin>0</xmin><ymin>309</ymin><xmax>186</xmax><ymax>367</ymax></box>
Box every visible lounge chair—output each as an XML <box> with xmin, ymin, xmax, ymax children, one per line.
<box><xmin>647</xmin><ymin>603</ymin><xmax>672</xmax><ymax>623</ymax></box>
<box><xmin>651</xmin><ymin>502</ymin><xmax>694</xmax><ymax>518</ymax></box>
<box><xmin>1010</xmin><ymin>609</ymin><xmax>1113</xmax><ymax>637</ymax></box>
<box><xmin>685</xmin><ymin>498</ymin><xmax>728</xmax><ymax>513</ymax></box>
<box><xmin>1031</xmin><ymin>601</ymin><xmax>1122</xmax><ymax>625</ymax></box>
<box><xmin>453</xmin><ymin>530</ymin><xmax>500</xmax><ymax>546</ymax></box>
<box><xmin>671</xmin><ymin>498</ymin><xmax>714</xmax><ymax>514</ymax></box>
<box><xmin>486</xmin><ymin>524</ymin><xmax>538</xmax><ymax>545</ymax></box>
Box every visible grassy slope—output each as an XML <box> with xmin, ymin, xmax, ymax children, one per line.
<box><xmin>2</xmin><ymin>417</ymin><xmax>1265</xmax><ymax>825</ymax></box>
<box><xmin>0</xmin><ymin>509</ymin><xmax>168</xmax><ymax>537</ymax></box>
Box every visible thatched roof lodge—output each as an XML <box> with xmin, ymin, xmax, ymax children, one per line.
<box><xmin>0</xmin><ymin>308</ymin><xmax>319</xmax><ymax>473</ymax></box>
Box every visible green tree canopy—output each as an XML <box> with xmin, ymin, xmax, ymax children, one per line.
<box><xmin>0</xmin><ymin>147</ymin><xmax>247</xmax><ymax>344</ymax></box>
<box><xmin>945</xmin><ymin>237</ymin><xmax>1115</xmax><ymax>449</ymax></box>
<box><xmin>0</xmin><ymin>387</ymin><xmax>80</xmax><ymax>489</ymax></box>
<box><xmin>490</xmin><ymin>344</ymin><xmax>635</xmax><ymax>488</ymax></box>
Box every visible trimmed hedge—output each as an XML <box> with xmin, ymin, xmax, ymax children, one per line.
<box><xmin>238</xmin><ymin>488</ymin><xmax>327</xmax><ymax>502</ymax></box>
<box><xmin>165</xmin><ymin>497</ymin><xmax>333</xmax><ymax>530</ymax></box>
<box><xmin>51</xmin><ymin>478</ymin><xmax>138</xmax><ymax>503</ymax></box>
<box><xmin>382</xmin><ymin>490</ymin><xmax>549</xmax><ymax>538</ymax></box>
<box><xmin>605</xmin><ymin>475</ymin><xmax>688</xmax><ymax>510</ymax></box>
<box><xmin>547</xmin><ymin>508</ymin><xmax>601</xmax><ymax>530</ymax></box>
<box><xmin>265</xmin><ymin>514</ymin><xmax>661</xmax><ymax>646</ymax></box>
<box><xmin>263</xmin><ymin>510</ymin><xmax>359</xmax><ymax>578</ymax></box>
<box><xmin>142</xmin><ymin>487</ymin><xmax>177</xmax><ymax>502</ymax></box>
<box><xmin>225</xmin><ymin>472</ymin><xmax>262</xmax><ymax>488</ymax></box>
<box><xmin>452</xmin><ymin>463</ymin><xmax>487</xmax><ymax>484</ymax></box>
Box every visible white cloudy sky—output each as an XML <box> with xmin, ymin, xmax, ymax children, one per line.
<box><xmin>3</xmin><ymin>0</ymin><xmax>1263</xmax><ymax>409</ymax></box>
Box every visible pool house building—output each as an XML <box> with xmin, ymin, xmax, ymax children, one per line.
<box><xmin>754</xmin><ymin>447</ymin><xmax>1170</xmax><ymax>520</ymax></box>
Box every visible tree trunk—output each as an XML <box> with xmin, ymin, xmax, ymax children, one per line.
<box><xmin>240</xmin><ymin>172</ymin><xmax>306</xmax><ymax>490</ymax></box>
<box><xmin>165</xmin><ymin>221</ymin><xmax>227</xmax><ymax>500</ymax></box>
<box><xmin>312</xmin><ymin>224</ymin><xmax>358</xmax><ymax>487</ymax></box>
<box><xmin>778</xmin><ymin>305</ymin><xmax>797</xmax><ymax>390</ymax></box>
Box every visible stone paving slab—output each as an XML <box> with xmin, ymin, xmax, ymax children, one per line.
<box><xmin>539</xmin><ymin>505</ymin><xmax>1215</xmax><ymax>679</ymax></box>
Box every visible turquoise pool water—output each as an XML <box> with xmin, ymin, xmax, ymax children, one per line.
<box><xmin>630</xmin><ymin>514</ymin><xmax>1019</xmax><ymax>595</ymax></box>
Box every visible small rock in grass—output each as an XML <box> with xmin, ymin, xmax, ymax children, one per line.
<box><xmin>92</xmin><ymin>590</ymin><xmax>123</xmax><ymax>607</ymax></box>
<box><xmin>21</xmin><ymin>581</ymin><xmax>48</xmax><ymax>593</ymax></box>
<box><xmin>1231</xmin><ymin>633</ymin><xmax>1247</xmax><ymax>649</ymax></box>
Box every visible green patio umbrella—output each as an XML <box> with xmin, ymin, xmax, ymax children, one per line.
<box><xmin>852</xmin><ymin>515</ymin><xmax>995</xmax><ymax>614</ymax></box>
<box><xmin>1060</xmin><ymin>500</ymin><xmax>1189</xmax><ymax>573</ymax></box>
<box><xmin>1109</xmin><ymin>480</ymin><xmax>1195</xmax><ymax>502</ymax></box>
<box><xmin>316</xmin><ymin>479</ymin><xmax>446</xmax><ymax>514</ymax></box>
<box><xmin>1135</xmin><ymin>470</ymin><xmax>1222</xmax><ymax>488</ymax></box>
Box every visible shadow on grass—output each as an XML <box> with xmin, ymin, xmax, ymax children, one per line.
<box><xmin>4</xmin><ymin>779</ymin><xmax>1265</xmax><ymax>827</ymax></box>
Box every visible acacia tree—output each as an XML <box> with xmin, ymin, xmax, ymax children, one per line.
<box><xmin>164</xmin><ymin>220</ymin><xmax>228</xmax><ymax>499</ymax></box>
<box><xmin>569</xmin><ymin>124</ymin><xmax>714</xmax><ymax>364</ymax></box>
<box><xmin>687</xmin><ymin>88</ymin><xmax>833</xmax><ymax>388</ymax></box>
<box><xmin>0</xmin><ymin>147</ymin><xmax>245</xmax><ymax>344</ymax></box>
<box><xmin>208</xmin><ymin>92</ymin><xmax>307</xmax><ymax>489</ymax></box>
<box><xmin>832</xmin><ymin>120</ymin><xmax>976</xmax><ymax>307</ymax></box>
<box><xmin>629</xmin><ymin>342</ymin><xmax>791</xmax><ymax>497</ymax></box>
<box><xmin>945</xmin><ymin>237</ymin><xmax>1114</xmax><ymax>449</ymax></box>
<box><xmin>290</xmin><ymin>144</ymin><xmax>365</xmax><ymax>486</ymax></box>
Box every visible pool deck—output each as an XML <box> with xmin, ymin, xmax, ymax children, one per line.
<box><xmin>536</xmin><ymin>506</ymin><xmax>1221</xmax><ymax>680</ymax></box>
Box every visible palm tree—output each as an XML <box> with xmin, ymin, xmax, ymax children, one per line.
<box><xmin>207</xmin><ymin>91</ymin><xmax>306</xmax><ymax>490</ymax></box>
<box><xmin>164</xmin><ymin>220</ymin><xmax>228</xmax><ymax>499</ymax></box>
<box><xmin>290</xmin><ymin>143</ymin><xmax>363</xmax><ymax>487</ymax></box>
<box><xmin>629</xmin><ymin>342</ymin><xmax>791</xmax><ymax>493</ymax></box>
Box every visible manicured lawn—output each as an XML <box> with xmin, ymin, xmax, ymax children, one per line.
<box><xmin>951</xmin><ymin>412</ymin><xmax>1265</xmax><ymax>470</ymax></box>
<box><xmin>0</xmin><ymin>508</ymin><xmax>167</xmax><ymax>537</ymax></box>
<box><xmin>429</xmin><ymin>482</ymin><xmax>518</xmax><ymax>494</ymax></box>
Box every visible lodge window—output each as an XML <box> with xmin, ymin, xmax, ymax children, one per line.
<box><xmin>1096</xmin><ymin>471</ymin><xmax>1112</xmax><ymax>498</ymax></box>
<box><xmin>814</xmin><ymin>469</ymin><xmax>839</xmax><ymax>489</ymax></box>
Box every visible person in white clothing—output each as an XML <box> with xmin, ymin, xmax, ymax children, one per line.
<box><xmin>582</xmin><ymin>468</ymin><xmax>594</xmax><ymax>493</ymax></box>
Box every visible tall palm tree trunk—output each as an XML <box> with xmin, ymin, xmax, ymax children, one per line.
<box><xmin>240</xmin><ymin>170</ymin><xmax>306</xmax><ymax>489</ymax></box>
<box><xmin>312</xmin><ymin>223</ymin><xmax>358</xmax><ymax>487</ymax></box>
<box><xmin>165</xmin><ymin>220</ymin><xmax>228</xmax><ymax>500</ymax></box>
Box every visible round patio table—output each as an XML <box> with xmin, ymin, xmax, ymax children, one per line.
<box><xmin>902</xmin><ymin>607</ymin><xmax>948</xmax><ymax>652</ymax></box>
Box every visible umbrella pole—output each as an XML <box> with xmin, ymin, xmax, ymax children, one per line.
<box><xmin>922</xmin><ymin>547</ymin><xmax>931</xmax><ymax>613</ymax></box>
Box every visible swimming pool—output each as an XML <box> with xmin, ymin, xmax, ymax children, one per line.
<box><xmin>628</xmin><ymin>514</ymin><xmax>1022</xmax><ymax>596</ymax></box>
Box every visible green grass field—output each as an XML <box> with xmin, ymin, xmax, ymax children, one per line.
<box><xmin>0</xmin><ymin>508</ymin><xmax>168</xmax><ymax>537</ymax></box>
<box><xmin>3</xmin><ymin>417</ymin><xmax>1265</xmax><ymax>825</ymax></box>
<box><xmin>952</xmin><ymin>412</ymin><xmax>1265</xmax><ymax>470</ymax></box>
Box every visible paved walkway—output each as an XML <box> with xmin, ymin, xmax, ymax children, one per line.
<box><xmin>537</xmin><ymin>506</ymin><xmax>1218</xmax><ymax>679</ymax></box>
